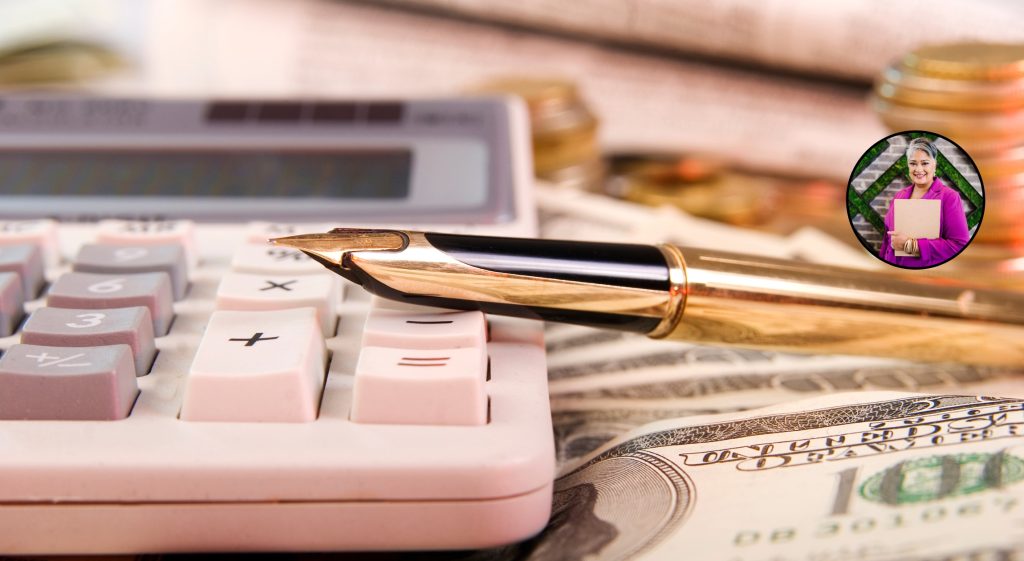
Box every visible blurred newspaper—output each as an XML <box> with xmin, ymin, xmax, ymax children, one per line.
<box><xmin>121</xmin><ymin>0</ymin><xmax>884</xmax><ymax>179</ymax></box>
<box><xmin>381</xmin><ymin>0</ymin><xmax>1024</xmax><ymax>82</ymax></box>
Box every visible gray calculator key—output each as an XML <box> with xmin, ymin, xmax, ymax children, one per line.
<box><xmin>21</xmin><ymin>307</ymin><xmax>157</xmax><ymax>377</ymax></box>
<box><xmin>0</xmin><ymin>273</ymin><xmax>24</xmax><ymax>337</ymax></box>
<box><xmin>0</xmin><ymin>343</ymin><xmax>138</xmax><ymax>420</ymax></box>
<box><xmin>47</xmin><ymin>272</ymin><xmax>174</xmax><ymax>336</ymax></box>
<box><xmin>73</xmin><ymin>244</ymin><xmax>188</xmax><ymax>301</ymax></box>
<box><xmin>0</xmin><ymin>244</ymin><xmax>44</xmax><ymax>300</ymax></box>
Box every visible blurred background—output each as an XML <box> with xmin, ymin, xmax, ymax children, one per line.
<box><xmin>2</xmin><ymin>0</ymin><xmax>1024</xmax><ymax>275</ymax></box>
<box><xmin>7</xmin><ymin>4</ymin><xmax>1024</xmax><ymax>558</ymax></box>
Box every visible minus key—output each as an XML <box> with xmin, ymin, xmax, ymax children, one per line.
<box><xmin>362</xmin><ymin>306</ymin><xmax>487</xmax><ymax>350</ymax></box>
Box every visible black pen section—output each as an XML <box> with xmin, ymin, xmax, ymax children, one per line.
<box><xmin>330</xmin><ymin>233</ymin><xmax>672</xmax><ymax>333</ymax></box>
<box><xmin>424</xmin><ymin>232</ymin><xmax>670</xmax><ymax>291</ymax></box>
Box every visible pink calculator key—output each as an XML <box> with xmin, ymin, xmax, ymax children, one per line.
<box><xmin>0</xmin><ymin>244</ymin><xmax>44</xmax><ymax>300</ymax></box>
<box><xmin>351</xmin><ymin>346</ymin><xmax>488</xmax><ymax>426</ymax></box>
<box><xmin>0</xmin><ymin>219</ymin><xmax>59</xmax><ymax>268</ymax></box>
<box><xmin>215</xmin><ymin>272</ymin><xmax>340</xmax><ymax>336</ymax></box>
<box><xmin>96</xmin><ymin>219</ymin><xmax>198</xmax><ymax>271</ymax></box>
<box><xmin>231</xmin><ymin>243</ymin><xmax>329</xmax><ymax>275</ymax></box>
<box><xmin>0</xmin><ymin>343</ymin><xmax>137</xmax><ymax>420</ymax></box>
<box><xmin>363</xmin><ymin>307</ymin><xmax>486</xmax><ymax>350</ymax></box>
<box><xmin>180</xmin><ymin>308</ymin><xmax>326</xmax><ymax>423</ymax></box>
<box><xmin>369</xmin><ymin>295</ymin><xmax>465</xmax><ymax>315</ymax></box>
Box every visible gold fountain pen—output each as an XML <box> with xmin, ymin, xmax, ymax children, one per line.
<box><xmin>273</xmin><ymin>228</ymin><xmax>1024</xmax><ymax>368</ymax></box>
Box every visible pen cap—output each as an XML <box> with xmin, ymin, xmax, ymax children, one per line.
<box><xmin>663</xmin><ymin>246</ymin><xmax>1024</xmax><ymax>367</ymax></box>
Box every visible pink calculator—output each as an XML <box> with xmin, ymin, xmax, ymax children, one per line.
<box><xmin>0</xmin><ymin>96</ymin><xmax>554</xmax><ymax>553</ymax></box>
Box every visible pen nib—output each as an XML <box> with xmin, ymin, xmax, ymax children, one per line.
<box><xmin>269</xmin><ymin>228</ymin><xmax>408</xmax><ymax>266</ymax></box>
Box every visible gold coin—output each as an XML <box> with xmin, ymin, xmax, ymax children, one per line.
<box><xmin>539</xmin><ymin>159</ymin><xmax>605</xmax><ymax>192</ymax></box>
<box><xmin>974</xmin><ymin>146</ymin><xmax>1024</xmax><ymax>179</ymax></box>
<box><xmin>607</xmin><ymin>153</ymin><xmax>725</xmax><ymax>185</ymax></box>
<box><xmin>950</xmin><ymin>135</ymin><xmax>1024</xmax><ymax>156</ymax></box>
<box><xmin>471</xmin><ymin>76</ymin><xmax>602</xmax><ymax>190</ymax></box>
<box><xmin>976</xmin><ymin>223</ymin><xmax>1024</xmax><ymax>244</ymax></box>
<box><xmin>533</xmin><ymin>122</ymin><xmax>600</xmax><ymax>175</ymax></box>
<box><xmin>945</xmin><ymin>244</ymin><xmax>1024</xmax><ymax>289</ymax></box>
<box><xmin>872</xmin><ymin>97</ymin><xmax>1024</xmax><ymax>139</ymax></box>
<box><xmin>607</xmin><ymin>156</ymin><xmax>778</xmax><ymax>226</ymax></box>
<box><xmin>981</xmin><ymin>172</ymin><xmax>1024</xmax><ymax>193</ymax></box>
<box><xmin>875</xmin><ymin>66</ymin><xmax>1024</xmax><ymax>111</ymax></box>
<box><xmin>472</xmin><ymin>77</ymin><xmax>597</xmax><ymax>133</ymax></box>
<box><xmin>0</xmin><ymin>41</ymin><xmax>121</xmax><ymax>85</ymax></box>
<box><xmin>902</xmin><ymin>42</ymin><xmax>1024</xmax><ymax>81</ymax></box>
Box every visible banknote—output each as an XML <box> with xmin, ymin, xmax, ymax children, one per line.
<box><xmin>510</xmin><ymin>393</ymin><xmax>1024</xmax><ymax>561</ymax></box>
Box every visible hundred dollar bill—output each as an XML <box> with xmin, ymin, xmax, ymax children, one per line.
<box><xmin>545</xmin><ymin>325</ymin><xmax>1022</xmax><ymax>409</ymax></box>
<box><xmin>545</xmin><ymin>323</ymin><xmax>1024</xmax><ymax>465</ymax></box>
<box><xmin>508</xmin><ymin>393</ymin><xmax>1024</xmax><ymax>561</ymax></box>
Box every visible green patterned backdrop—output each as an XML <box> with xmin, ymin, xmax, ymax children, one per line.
<box><xmin>848</xmin><ymin>133</ymin><xmax>984</xmax><ymax>254</ymax></box>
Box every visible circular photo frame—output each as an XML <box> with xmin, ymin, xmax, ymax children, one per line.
<box><xmin>847</xmin><ymin>131</ymin><xmax>985</xmax><ymax>269</ymax></box>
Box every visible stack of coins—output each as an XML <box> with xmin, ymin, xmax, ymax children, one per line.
<box><xmin>471</xmin><ymin>77</ymin><xmax>604</xmax><ymax>191</ymax></box>
<box><xmin>872</xmin><ymin>42</ymin><xmax>1024</xmax><ymax>244</ymax></box>
<box><xmin>604</xmin><ymin>153</ymin><xmax>779</xmax><ymax>226</ymax></box>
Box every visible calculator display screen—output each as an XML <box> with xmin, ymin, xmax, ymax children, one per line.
<box><xmin>0</xmin><ymin>150</ymin><xmax>412</xmax><ymax>198</ymax></box>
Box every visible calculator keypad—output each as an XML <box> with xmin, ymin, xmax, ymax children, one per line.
<box><xmin>73</xmin><ymin>243</ymin><xmax>189</xmax><ymax>300</ymax></box>
<box><xmin>21</xmin><ymin>307</ymin><xmax>157</xmax><ymax>377</ymax></box>
<box><xmin>0</xmin><ymin>343</ymin><xmax>138</xmax><ymax>420</ymax></box>
<box><xmin>47</xmin><ymin>272</ymin><xmax>175</xmax><ymax>336</ymax></box>
<box><xmin>179</xmin><ymin>308</ymin><xmax>327</xmax><ymax>423</ymax></box>
<box><xmin>0</xmin><ymin>218</ymin><xmax>554</xmax><ymax>552</ymax></box>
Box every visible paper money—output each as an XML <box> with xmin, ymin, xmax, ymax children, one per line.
<box><xmin>519</xmin><ymin>393</ymin><xmax>1024</xmax><ymax>561</ymax></box>
<box><xmin>545</xmin><ymin>325</ymin><xmax>1024</xmax><ymax>465</ymax></box>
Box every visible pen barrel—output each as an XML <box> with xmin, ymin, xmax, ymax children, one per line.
<box><xmin>663</xmin><ymin>246</ymin><xmax>1024</xmax><ymax>367</ymax></box>
<box><xmin>415</xmin><ymin>232</ymin><xmax>674</xmax><ymax>332</ymax></box>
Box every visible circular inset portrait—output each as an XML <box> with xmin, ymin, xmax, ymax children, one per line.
<box><xmin>847</xmin><ymin>132</ymin><xmax>984</xmax><ymax>269</ymax></box>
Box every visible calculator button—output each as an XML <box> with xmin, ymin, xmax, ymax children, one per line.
<box><xmin>363</xmin><ymin>308</ymin><xmax>486</xmax><ymax>350</ymax></box>
<box><xmin>215</xmin><ymin>272</ymin><xmax>340</xmax><ymax>336</ymax></box>
<box><xmin>0</xmin><ymin>244</ymin><xmax>44</xmax><ymax>300</ymax></box>
<box><xmin>231</xmin><ymin>243</ymin><xmax>328</xmax><ymax>275</ymax></box>
<box><xmin>351</xmin><ymin>346</ymin><xmax>488</xmax><ymax>426</ymax></box>
<box><xmin>72</xmin><ymin>243</ymin><xmax>189</xmax><ymax>301</ymax></box>
<box><xmin>245</xmin><ymin>222</ymin><xmax>332</xmax><ymax>244</ymax></box>
<box><xmin>0</xmin><ymin>343</ymin><xmax>138</xmax><ymax>420</ymax></box>
<box><xmin>0</xmin><ymin>219</ymin><xmax>59</xmax><ymax>268</ymax></box>
<box><xmin>96</xmin><ymin>219</ymin><xmax>198</xmax><ymax>271</ymax></box>
<box><xmin>368</xmin><ymin>295</ymin><xmax>458</xmax><ymax>314</ymax></box>
<box><xmin>47</xmin><ymin>272</ymin><xmax>175</xmax><ymax>336</ymax></box>
<box><xmin>0</xmin><ymin>273</ymin><xmax>25</xmax><ymax>337</ymax></box>
<box><xmin>180</xmin><ymin>308</ymin><xmax>326</xmax><ymax>423</ymax></box>
<box><xmin>21</xmin><ymin>307</ymin><xmax>157</xmax><ymax>377</ymax></box>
